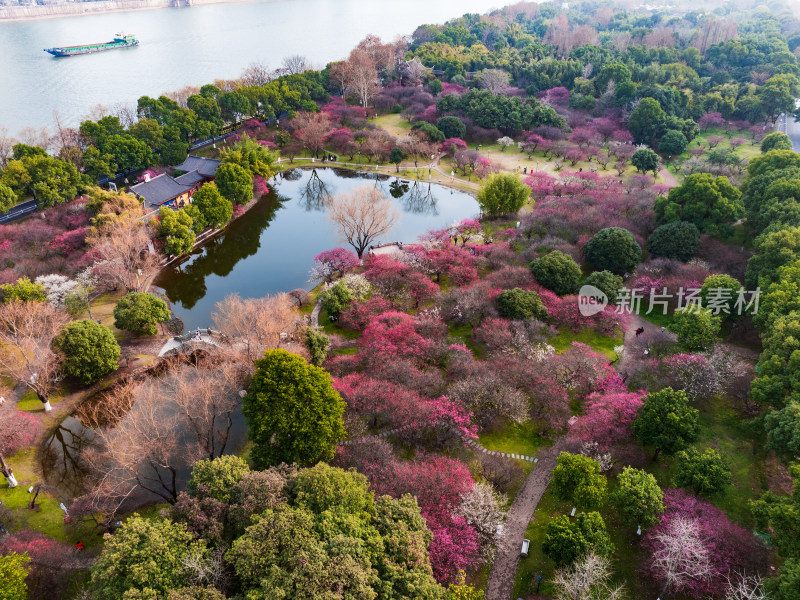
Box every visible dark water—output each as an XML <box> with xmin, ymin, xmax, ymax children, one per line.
<box><xmin>41</xmin><ymin>391</ymin><xmax>247</xmax><ymax>501</ymax></box>
<box><xmin>0</xmin><ymin>0</ymin><xmax>499</xmax><ymax>131</ymax></box>
<box><xmin>154</xmin><ymin>167</ymin><xmax>479</xmax><ymax>329</ymax></box>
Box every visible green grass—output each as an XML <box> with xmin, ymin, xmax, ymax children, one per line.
<box><xmin>645</xmin><ymin>394</ymin><xmax>767</xmax><ymax>526</ymax></box>
<box><xmin>479</xmin><ymin>421</ymin><xmax>549</xmax><ymax>458</ymax></box>
<box><xmin>511</xmin><ymin>487</ymin><xmax>568</xmax><ymax>597</ymax></box>
<box><xmin>0</xmin><ymin>449</ymin><xmax>96</xmax><ymax>545</ymax></box>
<box><xmin>16</xmin><ymin>387</ymin><xmax>66</xmax><ymax>412</ymax></box>
<box><xmin>550</xmin><ymin>328</ymin><xmax>624</xmax><ymax>361</ymax></box>
<box><xmin>319</xmin><ymin>308</ymin><xmax>361</xmax><ymax>339</ymax></box>
<box><xmin>333</xmin><ymin>347</ymin><xmax>359</xmax><ymax>356</ymax></box>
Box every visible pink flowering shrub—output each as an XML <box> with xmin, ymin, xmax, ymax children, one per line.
<box><xmin>339</xmin><ymin>297</ymin><xmax>395</xmax><ymax>330</ymax></box>
<box><xmin>440</xmin><ymin>138</ymin><xmax>468</xmax><ymax>155</ymax></box>
<box><xmin>253</xmin><ymin>175</ymin><xmax>270</xmax><ymax>197</ymax></box>
<box><xmin>361</xmin><ymin>311</ymin><xmax>430</xmax><ymax>362</ymax></box>
<box><xmin>49</xmin><ymin>227</ymin><xmax>88</xmax><ymax>254</ymax></box>
<box><xmin>311</xmin><ymin>247</ymin><xmax>360</xmax><ymax>282</ymax></box>
<box><xmin>570</xmin><ymin>391</ymin><xmax>645</xmax><ymax>447</ymax></box>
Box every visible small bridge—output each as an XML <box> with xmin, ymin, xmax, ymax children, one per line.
<box><xmin>158</xmin><ymin>328</ymin><xmax>224</xmax><ymax>357</ymax></box>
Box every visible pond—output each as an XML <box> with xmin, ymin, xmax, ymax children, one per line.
<box><xmin>154</xmin><ymin>167</ymin><xmax>480</xmax><ymax>329</ymax></box>
<box><xmin>41</xmin><ymin>365</ymin><xmax>248</xmax><ymax>502</ymax></box>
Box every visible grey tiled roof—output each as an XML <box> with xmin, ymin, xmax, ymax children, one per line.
<box><xmin>130</xmin><ymin>174</ymin><xmax>191</xmax><ymax>208</ymax></box>
<box><xmin>173</xmin><ymin>156</ymin><xmax>221</xmax><ymax>178</ymax></box>
<box><xmin>175</xmin><ymin>170</ymin><xmax>206</xmax><ymax>187</ymax></box>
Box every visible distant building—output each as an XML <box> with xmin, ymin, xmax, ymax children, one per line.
<box><xmin>130</xmin><ymin>156</ymin><xmax>220</xmax><ymax>210</ymax></box>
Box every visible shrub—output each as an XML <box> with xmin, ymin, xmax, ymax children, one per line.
<box><xmin>584</xmin><ymin>227</ymin><xmax>642</xmax><ymax>275</ymax></box>
<box><xmin>647</xmin><ymin>221</ymin><xmax>700</xmax><ymax>262</ymax></box>
<box><xmin>112</xmin><ymin>292</ymin><xmax>171</xmax><ymax>336</ymax></box>
<box><xmin>54</xmin><ymin>319</ymin><xmax>120</xmax><ymax>385</ymax></box>
<box><xmin>496</xmin><ymin>287</ymin><xmax>547</xmax><ymax>320</ymax></box>
<box><xmin>761</xmin><ymin>131</ymin><xmax>793</xmax><ymax>153</ymax></box>
<box><xmin>669</xmin><ymin>308</ymin><xmax>721</xmax><ymax>351</ymax></box>
<box><xmin>304</xmin><ymin>327</ymin><xmax>330</xmax><ymax>366</ymax></box>
<box><xmin>318</xmin><ymin>281</ymin><xmax>353</xmax><ymax>317</ymax></box>
<box><xmin>437</xmin><ymin>116</ymin><xmax>466</xmax><ymax>140</ymax></box>
<box><xmin>582</xmin><ymin>271</ymin><xmax>623</xmax><ymax>303</ymax></box>
<box><xmin>674</xmin><ymin>448</ymin><xmax>731</xmax><ymax>496</ymax></box>
<box><xmin>530</xmin><ymin>250</ymin><xmax>582</xmax><ymax>296</ymax></box>
<box><xmin>477</xmin><ymin>173</ymin><xmax>530</xmax><ymax>216</ymax></box>
<box><xmin>542</xmin><ymin>512</ymin><xmax>614</xmax><ymax>567</ymax></box>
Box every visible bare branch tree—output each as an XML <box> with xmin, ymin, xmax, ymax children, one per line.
<box><xmin>163</xmin><ymin>360</ymin><xmax>247</xmax><ymax>460</ymax></box>
<box><xmin>342</xmin><ymin>48</ymin><xmax>379</xmax><ymax>109</ymax></box>
<box><xmin>281</xmin><ymin>54</ymin><xmax>310</xmax><ymax>75</ymax></box>
<box><xmin>724</xmin><ymin>573</ymin><xmax>768</xmax><ymax>600</ymax></box>
<box><xmin>327</xmin><ymin>185</ymin><xmax>399</xmax><ymax>258</ymax></box>
<box><xmin>477</xmin><ymin>69</ymin><xmax>511</xmax><ymax>95</ymax></box>
<box><xmin>211</xmin><ymin>293</ymin><xmax>298</xmax><ymax>362</ymax></box>
<box><xmin>88</xmin><ymin>209</ymin><xmax>160</xmax><ymax>292</ymax></box>
<box><xmin>0</xmin><ymin>126</ymin><xmax>16</xmax><ymax>167</ymax></box>
<box><xmin>96</xmin><ymin>379</ymin><xmax>201</xmax><ymax>504</ymax></box>
<box><xmin>16</xmin><ymin>126</ymin><xmax>51</xmax><ymax>151</ymax></box>
<box><xmin>651</xmin><ymin>516</ymin><xmax>713</xmax><ymax>595</ymax></box>
<box><xmin>553</xmin><ymin>554</ymin><xmax>626</xmax><ymax>600</ymax></box>
<box><xmin>0</xmin><ymin>300</ymin><xmax>67</xmax><ymax>411</ymax></box>
<box><xmin>240</xmin><ymin>61</ymin><xmax>274</xmax><ymax>86</ymax></box>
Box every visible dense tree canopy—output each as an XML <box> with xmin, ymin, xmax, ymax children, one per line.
<box><xmin>632</xmin><ymin>388</ymin><xmax>700</xmax><ymax>460</ymax></box>
<box><xmin>647</xmin><ymin>221</ymin><xmax>700</xmax><ymax>262</ymax></box>
<box><xmin>584</xmin><ymin>227</ymin><xmax>642</xmax><ymax>275</ymax></box>
<box><xmin>530</xmin><ymin>250</ymin><xmax>581</xmax><ymax>296</ymax></box>
<box><xmin>496</xmin><ymin>287</ymin><xmax>547</xmax><ymax>320</ymax></box>
<box><xmin>53</xmin><ymin>319</ymin><xmax>120</xmax><ymax>385</ymax></box>
<box><xmin>611</xmin><ymin>467</ymin><xmax>664</xmax><ymax>528</ymax></box>
<box><xmin>552</xmin><ymin>452</ymin><xmax>607</xmax><ymax>509</ymax></box>
<box><xmin>655</xmin><ymin>173</ymin><xmax>744</xmax><ymax>237</ymax></box>
<box><xmin>476</xmin><ymin>173</ymin><xmax>530</xmax><ymax>216</ymax></box>
<box><xmin>243</xmin><ymin>349</ymin><xmax>346</xmax><ymax>468</ymax></box>
<box><xmin>112</xmin><ymin>292</ymin><xmax>171</xmax><ymax>336</ymax></box>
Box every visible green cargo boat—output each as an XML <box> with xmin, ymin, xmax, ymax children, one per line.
<box><xmin>44</xmin><ymin>33</ymin><xmax>139</xmax><ymax>57</ymax></box>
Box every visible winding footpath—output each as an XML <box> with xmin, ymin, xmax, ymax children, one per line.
<box><xmin>484</xmin><ymin>437</ymin><xmax>568</xmax><ymax>600</ymax></box>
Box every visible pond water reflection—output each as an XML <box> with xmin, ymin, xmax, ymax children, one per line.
<box><xmin>154</xmin><ymin>168</ymin><xmax>479</xmax><ymax>329</ymax></box>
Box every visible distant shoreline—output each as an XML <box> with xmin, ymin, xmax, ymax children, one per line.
<box><xmin>0</xmin><ymin>0</ymin><xmax>280</xmax><ymax>23</ymax></box>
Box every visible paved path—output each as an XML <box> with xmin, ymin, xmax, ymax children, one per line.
<box><xmin>311</xmin><ymin>301</ymin><xmax>321</xmax><ymax>328</ymax></box>
<box><xmin>659</xmin><ymin>166</ymin><xmax>678</xmax><ymax>188</ymax></box>
<box><xmin>776</xmin><ymin>107</ymin><xmax>800</xmax><ymax>152</ymax></box>
<box><xmin>484</xmin><ymin>437</ymin><xmax>568</xmax><ymax>600</ymax></box>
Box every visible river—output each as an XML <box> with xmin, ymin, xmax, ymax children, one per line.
<box><xmin>154</xmin><ymin>167</ymin><xmax>480</xmax><ymax>329</ymax></box>
<box><xmin>0</xmin><ymin>0</ymin><xmax>500</xmax><ymax>132</ymax></box>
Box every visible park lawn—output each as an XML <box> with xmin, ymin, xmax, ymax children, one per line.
<box><xmin>479</xmin><ymin>421</ymin><xmax>549</xmax><ymax>459</ymax></box>
<box><xmin>319</xmin><ymin>308</ymin><xmax>360</xmax><ymax>340</ymax></box>
<box><xmin>333</xmin><ymin>347</ymin><xmax>359</xmax><ymax>356</ymax></box>
<box><xmin>373</xmin><ymin>114</ymin><xmax>412</xmax><ymax>138</ymax></box>
<box><xmin>0</xmin><ymin>448</ymin><xmax>96</xmax><ymax>545</ymax></box>
<box><xmin>674</xmin><ymin>126</ymin><xmax>761</xmax><ymax>167</ymax></box>
<box><xmin>644</xmin><ymin>393</ymin><xmax>768</xmax><ymax>527</ymax></box>
<box><xmin>90</xmin><ymin>290</ymin><xmax>129</xmax><ymax>340</ymax></box>
<box><xmin>17</xmin><ymin>387</ymin><xmax>67</xmax><ymax>413</ymax></box>
<box><xmin>551</xmin><ymin>328</ymin><xmax>624</xmax><ymax>361</ymax></box>
<box><xmin>447</xmin><ymin>323</ymin><xmax>482</xmax><ymax>357</ymax></box>
<box><xmin>511</xmin><ymin>478</ymin><xmax>650</xmax><ymax>599</ymax></box>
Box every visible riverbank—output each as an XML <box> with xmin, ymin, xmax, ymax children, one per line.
<box><xmin>0</xmin><ymin>0</ymin><xmax>284</xmax><ymax>22</ymax></box>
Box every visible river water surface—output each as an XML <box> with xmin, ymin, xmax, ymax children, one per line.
<box><xmin>0</xmin><ymin>0</ymin><xmax>500</xmax><ymax>131</ymax></box>
<box><xmin>154</xmin><ymin>167</ymin><xmax>479</xmax><ymax>329</ymax></box>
